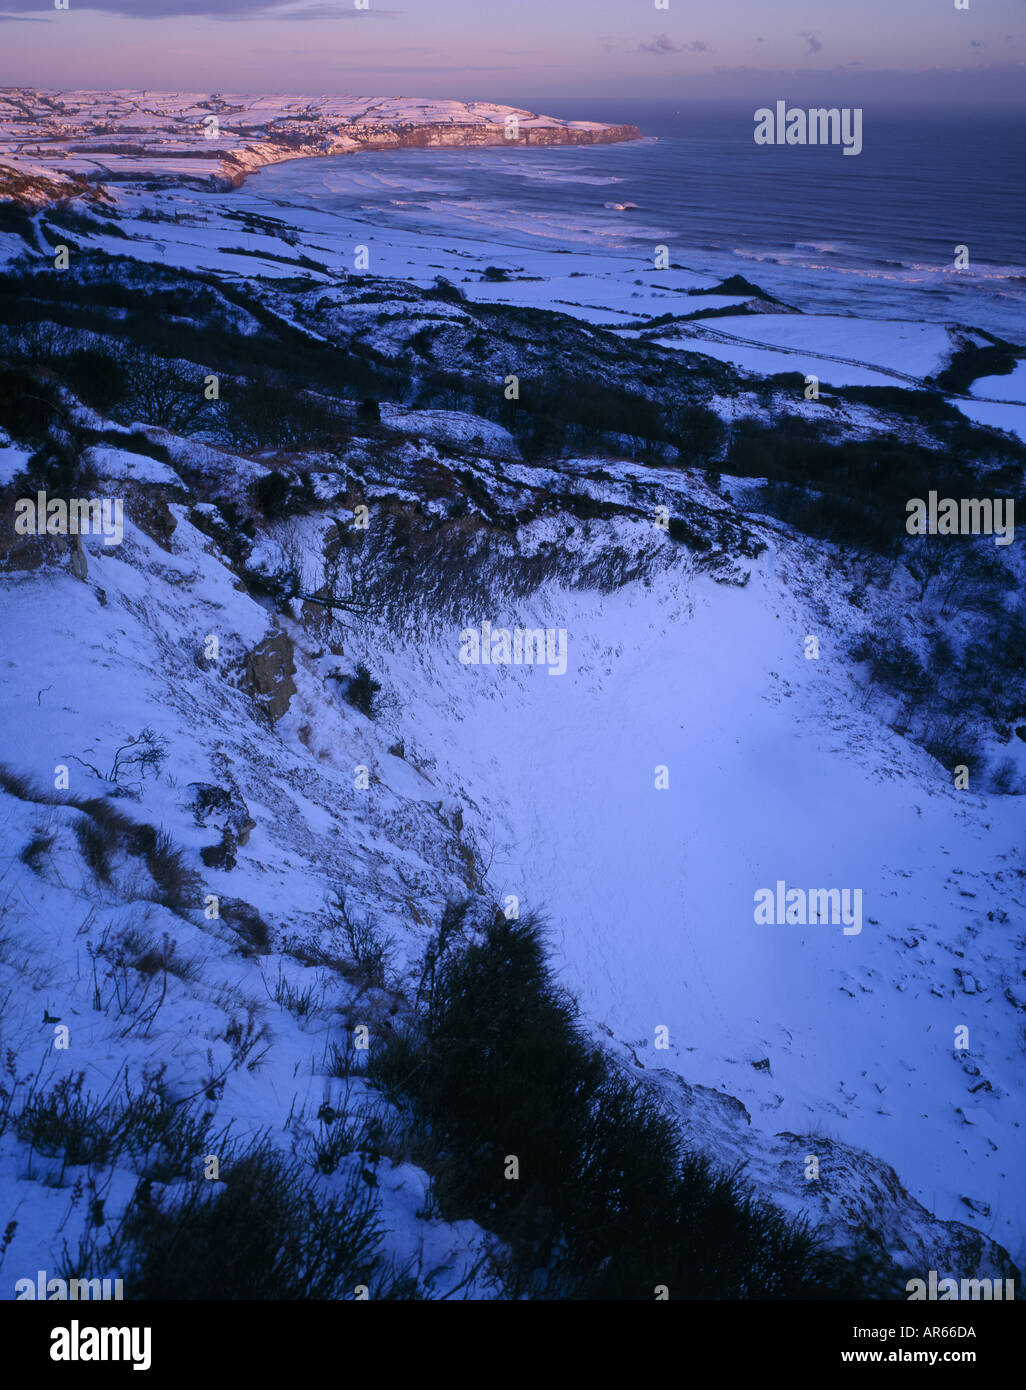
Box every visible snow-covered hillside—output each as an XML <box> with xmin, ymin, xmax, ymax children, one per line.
<box><xmin>0</xmin><ymin>414</ymin><xmax>1021</xmax><ymax>1293</ymax></box>
<box><xmin>0</xmin><ymin>175</ymin><xmax>1023</xmax><ymax>1299</ymax></box>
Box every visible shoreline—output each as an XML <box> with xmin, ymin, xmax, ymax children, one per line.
<box><xmin>214</xmin><ymin>121</ymin><xmax>643</xmax><ymax>193</ymax></box>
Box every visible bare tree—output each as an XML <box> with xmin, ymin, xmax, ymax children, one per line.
<box><xmin>117</xmin><ymin>346</ymin><xmax>208</xmax><ymax>433</ymax></box>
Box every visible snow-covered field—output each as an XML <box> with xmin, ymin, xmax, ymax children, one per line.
<box><xmin>654</xmin><ymin>315</ymin><xmax>955</xmax><ymax>389</ymax></box>
<box><xmin>955</xmin><ymin>362</ymin><xmax>1026</xmax><ymax>443</ymax></box>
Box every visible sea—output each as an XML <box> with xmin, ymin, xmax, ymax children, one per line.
<box><xmin>248</xmin><ymin>101</ymin><xmax>1026</xmax><ymax>342</ymax></box>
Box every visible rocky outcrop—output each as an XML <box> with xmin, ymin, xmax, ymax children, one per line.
<box><xmin>241</xmin><ymin>625</ymin><xmax>297</xmax><ymax>724</ymax></box>
<box><xmin>129</xmin><ymin>491</ymin><xmax>178</xmax><ymax>552</ymax></box>
<box><xmin>188</xmin><ymin>779</ymin><xmax>256</xmax><ymax>872</ymax></box>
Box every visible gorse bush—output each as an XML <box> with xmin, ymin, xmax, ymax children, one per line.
<box><xmin>104</xmin><ymin>1143</ymin><xmax>385</xmax><ymax>1300</ymax></box>
<box><xmin>368</xmin><ymin>907</ymin><xmax>900</xmax><ymax>1299</ymax></box>
<box><xmin>8</xmin><ymin>1069</ymin><xmax>215</xmax><ymax>1186</ymax></box>
<box><xmin>344</xmin><ymin>663</ymin><xmax>381</xmax><ymax>719</ymax></box>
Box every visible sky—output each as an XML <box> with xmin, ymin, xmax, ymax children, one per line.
<box><xmin>0</xmin><ymin>0</ymin><xmax>1023</xmax><ymax>108</ymax></box>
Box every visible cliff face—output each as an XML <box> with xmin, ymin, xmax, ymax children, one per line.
<box><xmin>0</xmin><ymin>90</ymin><xmax>641</xmax><ymax>201</ymax></box>
<box><xmin>347</xmin><ymin>121</ymin><xmax>641</xmax><ymax>149</ymax></box>
<box><xmin>218</xmin><ymin>120</ymin><xmax>642</xmax><ymax>188</ymax></box>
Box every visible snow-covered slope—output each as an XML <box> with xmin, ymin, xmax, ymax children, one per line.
<box><xmin>1</xmin><ymin>417</ymin><xmax>1020</xmax><ymax>1293</ymax></box>
<box><xmin>0</xmin><ymin>450</ymin><xmax>503</xmax><ymax>1295</ymax></box>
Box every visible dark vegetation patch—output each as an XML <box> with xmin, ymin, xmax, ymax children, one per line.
<box><xmin>689</xmin><ymin>274</ymin><xmax>786</xmax><ymax>304</ymax></box>
<box><xmin>736</xmin><ymin>418</ymin><xmax>1021</xmax><ymax>559</ymax></box>
<box><xmin>0</xmin><ymin>251</ymin><xmax>737</xmax><ymax>466</ymax></box>
<box><xmin>43</xmin><ymin>201</ymin><xmax>130</xmax><ymax>241</ymax></box>
<box><xmin>831</xmin><ymin>383</ymin><xmax>972</xmax><ymax>427</ymax></box>
<box><xmin>3</xmin><ymin>1070</ymin><xmax>418</xmax><ymax>1298</ymax></box>
<box><xmin>930</xmin><ymin>333</ymin><xmax>1021</xmax><ymax>395</ymax></box>
<box><xmin>341</xmin><ymin>662</ymin><xmax>381</xmax><ymax>719</ymax></box>
<box><xmin>848</xmin><ymin>608</ymin><xmax>1026</xmax><ymax>786</ymax></box>
<box><xmin>0</xmin><ymin>199</ymin><xmax>41</xmax><ymax>247</ymax></box>
<box><xmin>366</xmin><ymin>904</ymin><xmax>899</xmax><ymax>1299</ymax></box>
<box><xmin>88</xmin><ymin>1143</ymin><xmax>391</xmax><ymax>1300</ymax></box>
<box><xmin>216</xmin><ymin>244</ymin><xmax>330</xmax><ymax>274</ymax></box>
<box><xmin>674</xmin><ymin>302</ymin><xmax>759</xmax><ymax>322</ymax></box>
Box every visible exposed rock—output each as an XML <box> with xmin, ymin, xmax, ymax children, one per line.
<box><xmin>186</xmin><ymin>779</ymin><xmax>256</xmax><ymax>847</ymax></box>
<box><xmin>129</xmin><ymin>491</ymin><xmax>178</xmax><ymax>551</ymax></box>
<box><xmin>200</xmin><ymin>828</ymin><xmax>237</xmax><ymax>872</ymax></box>
<box><xmin>241</xmin><ymin>625</ymin><xmax>296</xmax><ymax>723</ymax></box>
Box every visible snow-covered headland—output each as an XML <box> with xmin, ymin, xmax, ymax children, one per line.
<box><xmin>0</xmin><ymin>90</ymin><xmax>640</xmax><ymax>204</ymax></box>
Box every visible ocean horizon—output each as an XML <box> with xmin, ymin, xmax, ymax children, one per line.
<box><xmin>247</xmin><ymin>101</ymin><xmax>1026</xmax><ymax>341</ymax></box>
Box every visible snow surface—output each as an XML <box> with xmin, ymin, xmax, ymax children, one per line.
<box><xmin>653</xmin><ymin>315</ymin><xmax>954</xmax><ymax>390</ymax></box>
<box><xmin>365</xmin><ymin>532</ymin><xmax>1026</xmax><ymax>1263</ymax></box>
<box><xmin>970</xmin><ymin>361</ymin><xmax>1026</xmax><ymax>405</ymax></box>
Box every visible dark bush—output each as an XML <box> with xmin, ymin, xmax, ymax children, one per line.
<box><xmin>0</xmin><ymin>367</ymin><xmax>64</xmax><ymax>443</ymax></box>
<box><xmin>368</xmin><ymin>907</ymin><xmax>884</xmax><ymax>1299</ymax></box>
<box><xmin>56</xmin><ymin>345</ymin><xmax>131</xmax><ymax>418</ymax></box>
<box><xmin>0</xmin><ymin>199</ymin><xmax>39</xmax><ymax>246</ymax></box>
<box><xmin>20</xmin><ymin>830</ymin><xmax>56</xmax><ymax>872</ymax></box>
<box><xmin>74</xmin><ymin>816</ymin><xmax>115</xmax><ymax>881</ymax></box>
<box><xmin>220</xmin><ymin>897</ymin><xmax>272</xmax><ymax>954</ymax></box>
<box><xmin>254</xmin><ymin>469</ymin><xmax>290</xmax><ymax>520</ymax></box>
<box><xmin>344</xmin><ymin>663</ymin><xmax>381</xmax><ymax>719</ymax></box>
<box><xmin>110</xmin><ymin>1142</ymin><xmax>384</xmax><ymax>1299</ymax></box>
